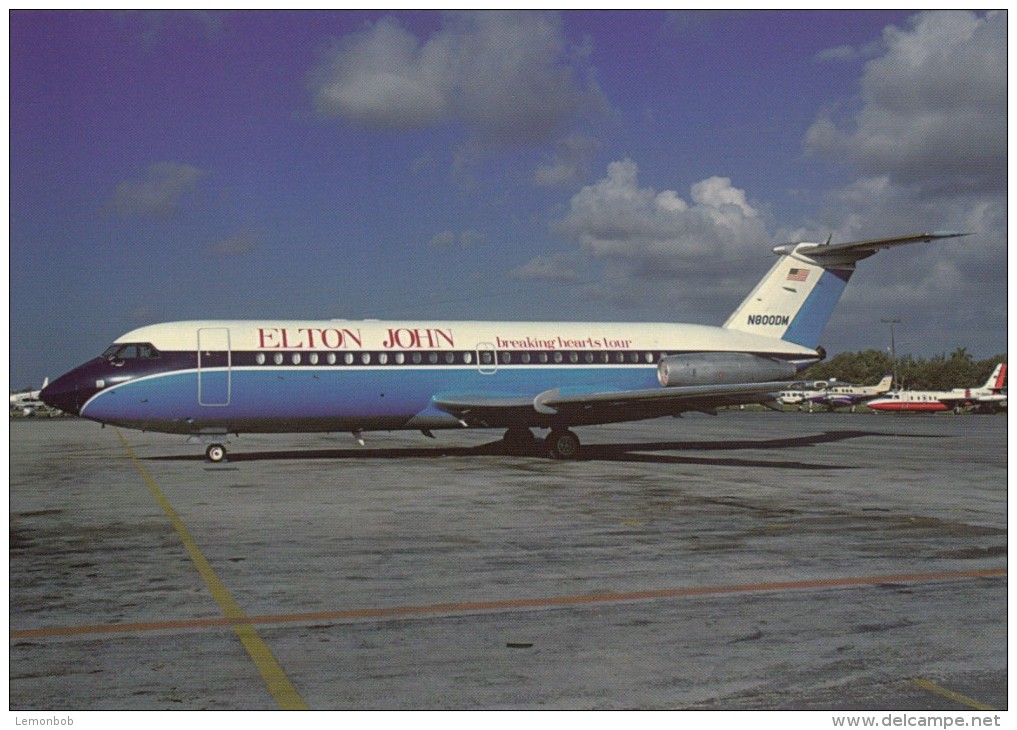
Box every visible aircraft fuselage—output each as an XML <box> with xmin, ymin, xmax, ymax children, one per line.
<box><xmin>41</xmin><ymin>319</ymin><xmax>818</xmax><ymax>436</ymax></box>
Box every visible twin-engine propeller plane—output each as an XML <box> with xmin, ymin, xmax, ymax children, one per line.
<box><xmin>779</xmin><ymin>374</ymin><xmax>893</xmax><ymax>412</ymax></box>
<box><xmin>866</xmin><ymin>363</ymin><xmax>1006</xmax><ymax>413</ymax></box>
<box><xmin>41</xmin><ymin>232</ymin><xmax>966</xmax><ymax>461</ymax></box>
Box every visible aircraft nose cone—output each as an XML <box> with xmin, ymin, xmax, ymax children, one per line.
<box><xmin>40</xmin><ymin>375</ymin><xmax>82</xmax><ymax>415</ymax></box>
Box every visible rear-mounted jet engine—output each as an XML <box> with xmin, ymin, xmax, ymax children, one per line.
<box><xmin>657</xmin><ymin>352</ymin><xmax>796</xmax><ymax>387</ymax></box>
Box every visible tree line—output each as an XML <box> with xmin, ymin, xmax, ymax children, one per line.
<box><xmin>801</xmin><ymin>349</ymin><xmax>1007</xmax><ymax>391</ymax></box>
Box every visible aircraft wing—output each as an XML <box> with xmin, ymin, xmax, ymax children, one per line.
<box><xmin>934</xmin><ymin>393</ymin><xmax>1002</xmax><ymax>407</ymax></box>
<box><xmin>932</xmin><ymin>392</ymin><xmax>1007</xmax><ymax>414</ymax></box>
<box><xmin>934</xmin><ymin>394</ymin><xmax>967</xmax><ymax>406</ymax></box>
<box><xmin>434</xmin><ymin>381</ymin><xmax>787</xmax><ymax>426</ymax></box>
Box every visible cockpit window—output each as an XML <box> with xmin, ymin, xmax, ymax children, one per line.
<box><xmin>102</xmin><ymin>342</ymin><xmax>161</xmax><ymax>360</ymax></box>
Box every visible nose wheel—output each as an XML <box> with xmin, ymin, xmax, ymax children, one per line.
<box><xmin>205</xmin><ymin>443</ymin><xmax>227</xmax><ymax>463</ymax></box>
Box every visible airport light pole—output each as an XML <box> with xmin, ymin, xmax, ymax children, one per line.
<box><xmin>882</xmin><ymin>318</ymin><xmax>901</xmax><ymax>388</ymax></box>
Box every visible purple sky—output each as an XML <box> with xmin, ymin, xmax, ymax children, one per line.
<box><xmin>9</xmin><ymin>10</ymin><xmax>1006</xmax><ymax>387</ymax></box>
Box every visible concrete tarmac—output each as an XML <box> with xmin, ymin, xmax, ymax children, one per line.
<box><xmin>9</xmin><ymin>413</ymin><xmax>1007</xmax><ymax>710</ymax></box>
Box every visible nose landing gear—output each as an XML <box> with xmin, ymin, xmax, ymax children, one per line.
<box><xmin>205</xmin><ymin>443</ymin><xmax>227</xmax><ymax>463</ymax></box>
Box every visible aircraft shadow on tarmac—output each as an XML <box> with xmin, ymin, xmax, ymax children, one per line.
<box><xmin>148</xmin><ymin>429</ymin><xmax>944</xmax><ymax>470</ymax></box>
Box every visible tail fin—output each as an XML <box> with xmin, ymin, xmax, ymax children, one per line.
<box><xmin>985</xmin><ymin>363</ymin><xmax>1006</xmax><ymax>390</ymax></box>
<box><xmin>873</xmin><ymin>374</ymin><xmax>893</xmax><ymax>393</ymax></box>
<box><xmin>723</xmin><ymin>232</ymin><xmax>969</xmax><ymax>349</ymax></box>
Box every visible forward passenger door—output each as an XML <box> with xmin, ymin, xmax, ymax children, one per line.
<box><xmin>197</xmin><ymin>327</ymin><xmax>231</xmax><ymax>406</ymax></box>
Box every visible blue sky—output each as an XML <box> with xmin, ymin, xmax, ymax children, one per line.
<box><xmin>9</xmin><ymin>10</ymin><xmax>1007</xmax><ymax>388</ymax></box>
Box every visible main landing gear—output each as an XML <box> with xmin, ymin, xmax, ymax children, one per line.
<box><xmin>544</xmin><ymin>429</ymin><xmax>581</xmax><ymax>460</ymax></box>
<box><xmin>205</xmin><ymin>443</ymin><xmax>227</xmax><ymax>463</ymax></box>
<box><xmin>501</xmin><ymin>427</ymin><xmax>582</xmax><ymax>459</ymax></box>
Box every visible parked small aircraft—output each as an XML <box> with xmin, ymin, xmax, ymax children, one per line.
<box><xmin>10</xmin><ymin>378</ymin><xmax>49</xmax><ymax>416</ymax></box>
<box><xmin>866</xmin><ymin>363</ymin><xmax>1006</xmax><ymax>413</ymax></box>
<box><xmin>779</xmin><ymin>374</ymin><xmax>893</xmax><ymax>411</ymax></box>
<box><xmin>41</xmin><ymin>232</ymin><xmax>967</xmax><ymax>460</ymax></box>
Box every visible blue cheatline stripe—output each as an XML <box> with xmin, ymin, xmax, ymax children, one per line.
<box><xmin>81</xmin><ymin>365</ymin><xmax>666</xmax><ymax>424</ymax></box>
<box><xmin>782</xmin><ymin>268</ymin><xmax>853</xmax><ymax>348</ymax></box>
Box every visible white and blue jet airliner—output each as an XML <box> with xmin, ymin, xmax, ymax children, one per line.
<box><xmin>41</xmin><ymin>232</ymin><xmax>966</xmax><ymax>461</ymax></box>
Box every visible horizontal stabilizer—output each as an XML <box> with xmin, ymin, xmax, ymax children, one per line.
<box><xmin>773</xmin><ymin>231</ymin><xmax>970</xmax><ymax>264</ymax></box>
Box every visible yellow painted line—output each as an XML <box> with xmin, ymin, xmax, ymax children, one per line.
<box><xmin>13</xmin><ymin>567</ymin><xmax>1005</xmax><ymax>640</ymax></box>
<box><xmin>913</xmin><ymin>678</ymin><xmax>996</xmax><ymax>711</ymax></box>
<box><xmin>115</xmin><ymin>430</ymin><xmax>307</xmax><ymax>711</ymax></box>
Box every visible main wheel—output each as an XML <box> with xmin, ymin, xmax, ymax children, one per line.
<box><xmin>502</xmin><ymin>427</ymin><xmax>536</xmax><ymax>452</ymax></box>
<box><xmin>206</xmin><ymin>443</ymin><xmax>227</xmax><ymax>463</ymax></box>
<box><xmin>545</xmin><ymin>429</ymin><xmax>580</xmax><ymax>460</ymax></box>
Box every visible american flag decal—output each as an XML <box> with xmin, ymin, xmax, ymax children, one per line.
<box><xmin>786</xmin><ymin>268</ymin><xmax>809</xmax><ymax>282</ymax></box>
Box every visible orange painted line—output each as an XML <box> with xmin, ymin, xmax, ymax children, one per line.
<box><xmin>11</xmin><ymin>568</ymin><xmax>1004</xmax><ymax>641</ymax></box>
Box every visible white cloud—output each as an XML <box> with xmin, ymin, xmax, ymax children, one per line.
<box><xmin>312</xmin><ymin>17</ymin><xmax>447</xmax><ymax>129</ymax></box>
<box><xmin>534</xmin><ymin>133</ymin><xmax>601</xmax><ymax>187</ymax></box>
<box><xmin>510</xmin><ymin>254</ymin><xmax>580</xmax><ymax>282</ymax></box>
<box><xmin>556</xmin><ymin>159</ymin><xmax>772</xmax><ymax>276</ymax></box>
<box><xmin>806</xmin><ymin>11</ymin><xmax>1005</xmax><ymax>195</ymax></box>
<box><xmin>430</xmin><ymin>230</ymin><xmax>457</xmax><ymax>249</ymax></box>
<box><xmin>430</xmin><ymin>229</ymin><xmax>485</xmax><ymax>249</ymax></box>
<box><xmin>105</xmin><ymin>162</ymin><xmax>206</xmax><ymax>218</ymax></box>
<box><xmin>310</xmin><ymin>12</ymin><xmax>606</xmax><ymax>143</ymax></box>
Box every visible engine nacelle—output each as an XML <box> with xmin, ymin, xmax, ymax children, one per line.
<box><xmin>657</xmin><ymin>352</ymin><xmax>796</xmax><ymax>387</ymax></box>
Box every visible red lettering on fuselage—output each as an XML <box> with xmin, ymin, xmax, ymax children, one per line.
<box><xmin>382</xmin><ymin>328</ymin><xmax>455</xmax><ymax>349</ymax></box>
<box><xmin>258</xmin><ymin>328</ymin><xmax>279</xmax><ymax>349</ymax></box>
<box><xmin>256</xmin><ymin>327</ymin><xmax>363</xmax><ymax>349</ymax></box>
